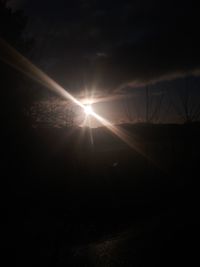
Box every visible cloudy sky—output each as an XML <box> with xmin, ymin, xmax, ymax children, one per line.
<box><xmin>8</xmin><ymin>0</ymin><xmax>200</xmax><ymax>126</ymax></box>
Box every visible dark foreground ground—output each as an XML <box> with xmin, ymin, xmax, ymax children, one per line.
<box><xmin>1</xmin><ymin>123</ymin><xmax>200</xmax><ymax>266</ymax></box>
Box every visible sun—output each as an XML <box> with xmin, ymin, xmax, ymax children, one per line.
<box><xmin>84</xmin><ymin>104</ymin><xmax>93</xmax><ymax>115</ymax></box>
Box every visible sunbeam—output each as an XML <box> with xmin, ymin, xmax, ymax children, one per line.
<box><xmin>0</xmin><ymin>38</ymin><xmax>157</xmax><ymax>166</ymax></box>
<box><xmin>84</xmin><ymin>105</ymin><xmax>94</xmax><ymax>115</ymax></box>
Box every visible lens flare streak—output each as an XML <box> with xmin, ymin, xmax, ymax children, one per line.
<box><xmin>0</xmin><ymin>38</ymin><xmax>155</xmax><ymax>164</ymax></box>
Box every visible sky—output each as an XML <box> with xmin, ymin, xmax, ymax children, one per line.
<box><xmin>8</xmin><ymin>0</ymin><xmax>200</xmax><ymax>126</ymax></box>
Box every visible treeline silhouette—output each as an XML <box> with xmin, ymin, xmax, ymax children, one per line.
<box><xmin>1</xmin><ymin>2</ymin><xmax>200</xmax><ymax>266</ymax></box>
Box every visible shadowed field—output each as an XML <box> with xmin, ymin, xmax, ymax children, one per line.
<box><xmin>1</xmin><ymin>123</ymin><xmax>200</xmax><ymax>266</ymax></box>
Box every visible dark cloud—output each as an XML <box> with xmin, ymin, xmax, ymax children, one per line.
<box><xmin>11</xmin><ymin>0</ymin><xmax>200</xmax><ymax>91</ymax></box>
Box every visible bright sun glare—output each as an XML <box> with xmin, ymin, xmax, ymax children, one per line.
<box><xmin>1</xmin><ymin>39</ymin><xmax>149</xmax><ymax>160</ymax></box>
<box><xmin>84</xmin><ymin>105</ymin><xmax>93</xmax><ymax>115</ymax></box>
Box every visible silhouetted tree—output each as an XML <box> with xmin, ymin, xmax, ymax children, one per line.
<box><xmin>30</xmin><ymin>100</ymin><xmax>76</xmax><ymax>128</ymax></box>
<box><xmin>123</xmin><ymin>98</ymin><xmax>136</xmax><ymax>123</ymax></box>
<box><xmin>171</xmin><ymin>77</ymin><xmax>200</xmax><ymax>123</ymax></box>
<box><xmin>145</xmin><ymin>85</ymin><xmax>164</xmax><ymax>123</ymax></box>
<box><xmin>122</xmin><ymin>96</ymin><xmax>142</xmax><ymax>123</ymax></box>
